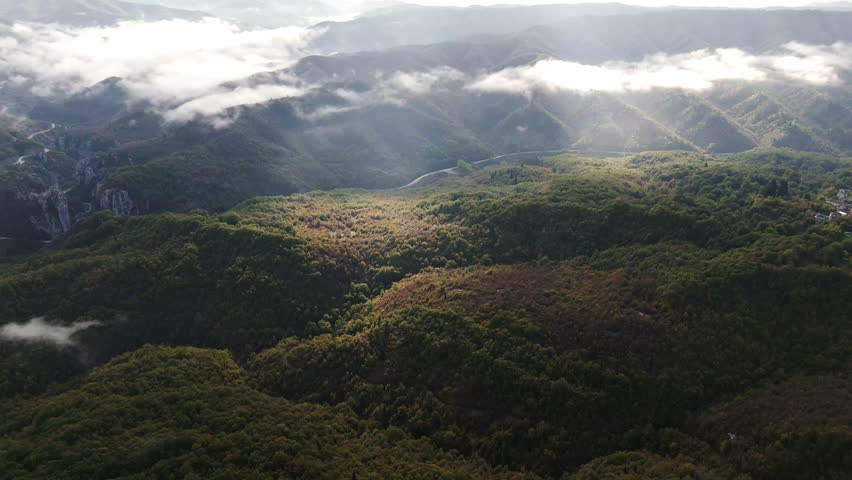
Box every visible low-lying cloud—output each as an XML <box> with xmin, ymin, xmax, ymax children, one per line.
<box><xmin>0</xmin><ymin>317</ymin><xmax>101</xmax><ymax>347</ymax></box>
<box><xmin>303</xmin><ymin>44</ymin><xmax>852</xmax><ymax>120</ymax></box>
<box><xmin>0</xmin><ymin>18</ymin><xmax>316</xmax><ymax>116</ymax></box>
<box><xmin>302</xmin><ymin>67</ymin><xmax>466</xmax><ymax>119</ymax></box>
<box><xmin>469</xmin><ymin>43</ymin><xmax>852</xmax><ymax>95</ymax></box>
<box><xmin>1</xmin><ymin>15</ymin><xmax>850</xmax><ymax>127</ymax></box>
<box><xmin>379</xmin><ymin>67</ymin><xmax>467</xmax><ymax>98</ymax></box>
<box><xmin>164</xmin><ymin>83</ymin><xmax>310</xmax><ymax>126</ymax></box>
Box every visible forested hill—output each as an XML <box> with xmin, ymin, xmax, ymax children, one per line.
<box><xmin>1</xmin><ymin>149</ymin><xmax>850</xmax><ymax>479</ymax></box>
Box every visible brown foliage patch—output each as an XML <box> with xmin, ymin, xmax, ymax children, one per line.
<box><xmin>698</xmin><ymin>375</ymin><xmax>852</xmax><ymax>445</ymax></box>
<box><xmin>373</xmin><ymin>264</ymin><xmax>668</xmax><ymax>366</ymax></box>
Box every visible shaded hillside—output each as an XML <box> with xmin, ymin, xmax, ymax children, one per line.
<box><xmin>31</xmin><ymin>79</ymin><xmax>849</xmax><ymax>227</ymax></box>
<box><xmin>0</xmin><ymin>345</ymin><xmax>533</xmax><ymax>480</ymax></box>
<box><xmin>29</xmin><ymin>78</ymin><xmax>133</xmax><ymax>128</ymax></box>
<box><xmin>696</xmin><ymin>376</ymin><xmax>852</xmax><ymax>480</ymax></box>
<box><xmin>565</xmin><ymin>451</ymin><xmax>731</xmax><ymax>480</ymax></box>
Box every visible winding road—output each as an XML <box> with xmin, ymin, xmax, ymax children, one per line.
<box><xmin>398</xmin><ymin>149</ymin><xmax>633</xmax><ymax>189</ymax></box>
<box><xmin>15</xmin><ymin>123</ymin><xmax>56</xmax><ymax>165</ymax></box>
<box><xmin>397</xmin><ymin>148</ymin><xmax>744</xmax><ymax>189</ymax></box>
<box><xmin>27</xmin><ymin>123</ymin><xmax>56</xmax><ymax>141</ymax></box>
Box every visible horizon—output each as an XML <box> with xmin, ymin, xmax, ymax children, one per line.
<box><xmin>124</xmin><ymin>0</ymin><xmax>851</xmax><ymax>26</ymax></box>
<box><xmin>379</xmin><ymin>1</ymin><xmax>837</xmax><ymax>7</ymax></box>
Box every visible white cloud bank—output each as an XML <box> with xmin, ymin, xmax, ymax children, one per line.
<box><xmin>0</xmin><ymin>18</ymin><xmax>317</xmax><ymax>123</ymax></box>
<box><xmin>316</xmin><ymin>45</ymin><xmax>852</xmax><ymax>117</ymax></box>
<box><xmin>1</xmin><ymin>15</ymin><xmax>850</xmax><ymax>126</ymax></box>
<box><xmin>469</xmin><ymin>43</ymin><xmax>852</xmax><ymax>95</ymax></box>
<box><xmin>0</xmin><ymin>317</ymin><xmax>101</xmax><ymax>347</ymax></box>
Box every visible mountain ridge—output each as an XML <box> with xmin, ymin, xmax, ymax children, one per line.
<box><xmin>0</xmin><ymin>0</ymin><xmax>207</xmax><ymax>26</ymax></box>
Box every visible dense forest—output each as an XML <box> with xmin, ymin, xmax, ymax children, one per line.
<box><xmin>1</xmin><ymin>148</ymin><xmax>851</xmax><ymax>479</ymax></box>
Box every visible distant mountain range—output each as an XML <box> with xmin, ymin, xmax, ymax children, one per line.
<box><xmin>0</xmin><ymin>0</ymin><xmax>206</xmax><ymax>26</ymax></box>
<box><xmin>799</xmin><ymin>1</ymin><xmax>852</xmax><ymax>10</ymax></box>
<box><xmin>309</xmin><ymin>3</ymin><xmax>651</xmax><ymax>53</ymax></box>
<box><xmin>126</xmin><ymin>0</ymin><xmax>348</xmax><ymax>27</ymax></box>
<box><xmin>4</xmin><ymin>1</ymin><xmax>850</xmax><ymax>30</ymax></box>
<box><xmin>1</xmin><ymin>6</ymin><xmax>852</xmax><ymax>241</ymax></box>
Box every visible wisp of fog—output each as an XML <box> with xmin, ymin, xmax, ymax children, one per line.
<box><xmin>0</xmin><ymin>317</ymin><xmax>102</xmax><ymax>347</ymax></box>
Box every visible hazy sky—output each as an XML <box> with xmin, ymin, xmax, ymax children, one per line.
<box><xmin>411</xmin><ymin>1</ymin><xmax>819</xmax><ymax>6</ymax></box>
<box><xmin>133</xmin><ymin>1</ymin><xmax>839</xmax><ymax>27</ymax></box>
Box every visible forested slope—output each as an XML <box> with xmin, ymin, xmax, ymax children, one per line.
<box><xmin>1</xmin><ymin>149</ymin><xmax>851</xmax><ymax>478</ymax></box>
